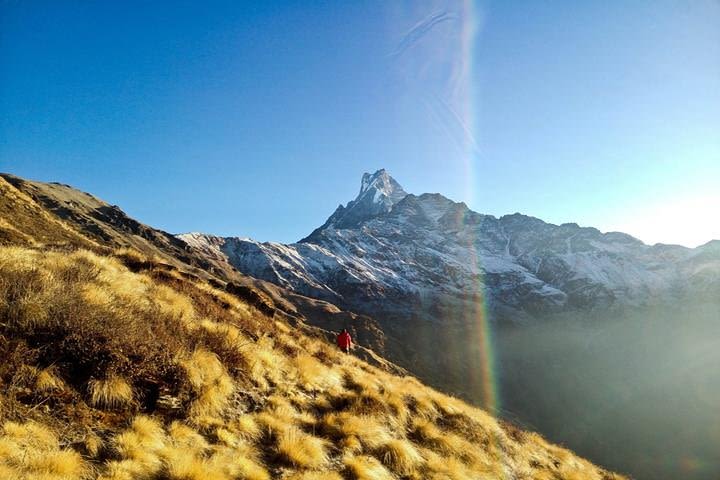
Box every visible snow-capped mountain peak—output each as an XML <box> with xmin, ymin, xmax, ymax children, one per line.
<box><xmin>301</xmin><ymin>169</ymin><xmax>407</xmax><ymax>240</ymax></box>
<box><xmin>358</xmin><ymin>169</ymin><xmax>407</xmax><ymax>205</ymax></box>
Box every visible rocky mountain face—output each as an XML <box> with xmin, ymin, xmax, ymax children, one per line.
<box><xmin>179</xmin><ymin>169</ymin><xmax>720</xmax><ymax>323</ymax></box>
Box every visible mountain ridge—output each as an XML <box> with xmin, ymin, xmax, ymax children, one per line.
<box><xmin>181</xmin><ymin>169</ymin><xmax>719</xmax><ymax>322</ymax></box>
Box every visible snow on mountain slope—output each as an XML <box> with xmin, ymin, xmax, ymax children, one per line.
<box><xmin>179</xmin><ymin>170</ymin><xmax>719</xmax><ymax>321</ymax></box>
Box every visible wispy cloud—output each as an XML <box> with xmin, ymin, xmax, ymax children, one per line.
<box><xmin>387</xmin><ymin>10</ymin><xmax>457</xmax><ymax>59</ymax></box>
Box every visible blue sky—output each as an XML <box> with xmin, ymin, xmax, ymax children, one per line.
<box><xmin>1</xmin><ymin>1</ymin><xmax>718</xmax><ymax>246</ymax></box>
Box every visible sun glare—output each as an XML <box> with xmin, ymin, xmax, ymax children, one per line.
<box><xmin>610</xmin><ymin>192</ymin><xmax>720</xmax><ymax>248</ymax></box>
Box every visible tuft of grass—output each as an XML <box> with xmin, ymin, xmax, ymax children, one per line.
<box><xmin>180</xmin><ymin>349</ymin><xmax>234</xmax><ymax>423</ymax></box>
<box><xmin>84</xmin><ymin>434</ymin><xmax>104</xmax><ymax>458</ymax></box>
<box><xmin>277</xmin><ymin>427</ymin><xmax>329</xmax><ymax>469</ymax></box>
<box><xmin>207</xmin><ymin>448</ymin><xmax>270</xmax><ymax>480</ymax></box>
<box><xmin>410</xmin><ymin>418</ymin><xmax>464</xmax><ymax>455</ymax></box>
<box><xmin>406</xmin><ymin>392</ymin><xmax>439</xmax><ymax>421</ymax></box>
<box><xmin>234</xmin><ymin>415</ymin><xmax>262</xmax><ymax>442</ymax></box>
<box><xmin>340</xmin><ymin>435</ymin><xmax>363</xmax><ymax>454</ymax></box>
<box><xmin>167</xmin><ymin>421</ymin><xmax>210</xmax><ymax>453</ymax></box>
<box><xmin>166</xmin><ymin>423</ymin><xmax>270</xmax><ymax>480</ymax></box>
<box><xmin>294</xmin><ymin>354</ymin><xmax>343</xmax><ymax>392</ymax></box>
<box><xmin>347</xmin><ymin>389</ymin><xmax>387</xmax><ymax>417</ymax></box>
<box><xmin>109</xmin><ymin>415</ymin><xmax>167</xmax><ymax>477</ymax></box>
<box><xmin>239</xmin><ymin>335</ymin><xmax>294</xmax><ymax>390</ymax></box>
<box><xmin>322</xmin><ymin>412</ymin><xmax>392</xmax><ymax>451</ymax></box>
<box><xmin>343</xmin><ymin>455</ymin><xmax>395</xmax><ymax>480</ymax></box>
<box><xmin>223</xmin><ymin>455</ymin><xmax>270</xmax><ymax>480</ymax></box>
<box><xmin>1</xmin><ymin>420</ymin><xmax>58</xmax><ymax>451</ymax></box>
<box><xmin>35</xmin><ymin>366</ymin><xmax>65</xmax><ymax>393</ymax></box>
<box><xmin>113</xmin><ymin>248</ymin><xmax>151</xmax><ymax>270</ymax></box>
<box><xmin>379</xmin><ymin>438</ymin><xmax>424</xmax><ymax>475</ymax></box>
<box><xmin>255</xmin><ymin>405</ymin><xmax>316</xmax><ymax>443</ymax></box>
<box><xmin>88</xmin><ymin>376</ymin><xmax>134</xmax><ymax>410</ymax></box>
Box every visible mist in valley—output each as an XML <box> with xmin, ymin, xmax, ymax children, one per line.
<box><xmin>492</xmin><ymin>301</ymin><xmax>720</xmax><ymax>480</ymax></box>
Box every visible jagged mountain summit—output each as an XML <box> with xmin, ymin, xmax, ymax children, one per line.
<box><xmin>180</xmin><ymin>169</ymin><xmax>719</xmax><ymax>322</ymax></box>
<box><xmin>303</xmin><ymin>168</ymin><xmax>408</xmax><ymax>236</ymax></box>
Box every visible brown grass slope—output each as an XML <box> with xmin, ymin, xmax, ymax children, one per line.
<box><xmin>0</xmin><ymin>244</ymin><xmax>625</xmax><ymax>480</ymax></box>
<box><xmin>0</xmin><ymin>173</ymin><xmax>222</xmax><ymax>272</ymax></box>
<box><xmin>0</xmin><ymin>176</ymin><xmax>98</xmax><ymax>248</ymax></box>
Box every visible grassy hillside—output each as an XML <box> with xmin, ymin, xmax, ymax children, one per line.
<box><xmin>0</xmin><ymin>245</ymin><xmax>624</xmax><ymax>480</ymax></box>
<box><xmin>0</xmin><ymin>173</ymin><xmax>391</xmax><ymax>359</ymax></box>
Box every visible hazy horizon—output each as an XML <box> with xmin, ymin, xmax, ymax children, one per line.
<box><xmin>2</xmin><ymin>1</ymin><xmax>718</xmax><ymax>247</ymax></box>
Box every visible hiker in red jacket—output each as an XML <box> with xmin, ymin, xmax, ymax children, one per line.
<box><xmin>337</xmin><ymin>328</ymin><xmax>352</xmax><ymax>353</ymax></box>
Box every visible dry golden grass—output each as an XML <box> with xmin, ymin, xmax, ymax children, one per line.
<box><xmin>379</xmin><ymin>438</ymin><xmax>424</xmax><ymax>475</ymax></box>
<box><xmin>294</xmin><ymin>353</ymin><xmax>343</xmax><ymax>392</ymax></box>
<box><xmin>0</xmin><ymin>245</ymin><xmax>626</xmax><ymax>480</ymax></box>
<box><xmin>109</xmin><ymin>416</ymin><xmax>167</xmax><ymax>477</ymax></box>
<box><xmin>99</xmin><ymin>415</ymin><xmax>271</xmax><ymax>480</ymax></box>
<box><xmin>207</xmin><ymin>449</ymin><xmax>268</xmax><ymax>480</ymax></box>
<box><xmin>277</xmin><ymin>427</ymin><xmax>329</xmax><ymax>468</ymax></box>
<box><xmin>35</xmin><ymin>367</ymin><xmax>65</xmax><ymax>393</ymax></box>
<box><xmin>84</xmin><ymin>434</ymin><xmax>104</xmax><ymax>459</ymax></box>
<box><xmin>88</xmin><ymin>376</ymin><xmax>134</xmax><ymax>410</ymax></box>
<box><xmin>409</xmin><ymin>417</ymin><xmax>472</xmax><ymax>457</ymax></box>
<box><xmin>234</xmin><ymin>415</ymin><xmax>263</xmax><ymax>442</ymax></box>
<box><xmin>0</xmin><ymin>175</ymin><xmax>99</xmax><ymax>249</ymax></box>
<box><xmin>343</xmin><ymin>455</ymin><xmax>394</xmax><ymax>480</ymax></box>
<box><xmin>322</xmin><ymin>412</ymin><xmax>392</xmax><ymax>451</ymax></box>
<box><xmin>0</xmin><ymin>421</ymin><xmax>89</xmax><ymax>480</ymax></box>
<box><xmin>283</xmin><ymin>472</ymin><xmax>343</xmax><ymax>480</ymax></box>
<box><xmin>423</xmin><ymin>450</ymin><xmax>478</xmax><ymax>480</ymax></box>
<box><xmin>180</xmin><ymin>349</ymin><xmax>234</xmax><ymax>423</ymax></box>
